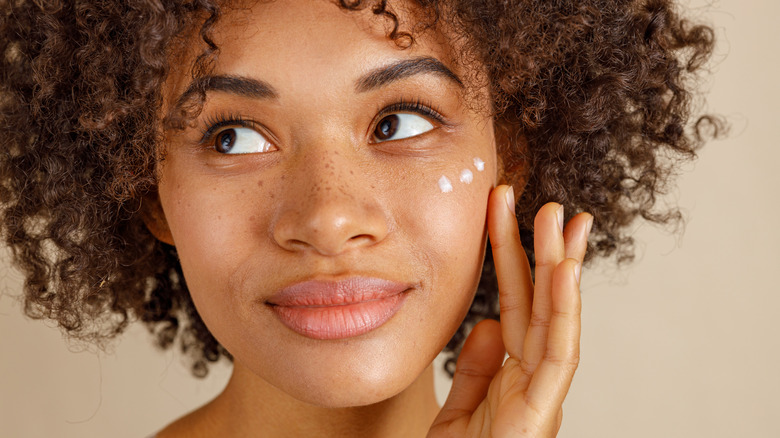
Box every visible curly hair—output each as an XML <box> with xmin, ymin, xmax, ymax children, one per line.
<box><xmin>0</xmin><ymin>0</ymin><xmax>720</xmax><ymax>377</ymax></box>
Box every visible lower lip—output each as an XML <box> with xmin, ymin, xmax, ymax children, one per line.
<box><xmin>270</xmin><ymin>293</ymin><xmax>408</xmax><ymax>340</ymax></box>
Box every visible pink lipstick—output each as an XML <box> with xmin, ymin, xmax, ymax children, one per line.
<box><xmin>266</xmin><ymin>277</ymin><xmax>410</xmax><ymax>340</ymax></box>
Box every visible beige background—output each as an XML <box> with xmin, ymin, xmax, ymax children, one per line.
<box><xmin>2</xmin><ymin>0</ymin><xmax>778</xmax><ymax>436</ymax></box>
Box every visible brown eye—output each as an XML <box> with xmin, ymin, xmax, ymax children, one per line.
<box><xmin>215</xmin><ymin>129</ymin><xmax>237</xmax><ymax>153</ymax></box>
<box><xmin>371</xmin><ymin>113</ymin><xmax>434</xmax><ymax>143</ymax></box>
<box><xmin>211</xmin><ymin>127</ymin><xmax>275</xmax><ymax>155</ymax></box>
<box><xmin>374</xmin><ymin>115</ymin><xmax>399</xmax><ymax>141</ymax></box>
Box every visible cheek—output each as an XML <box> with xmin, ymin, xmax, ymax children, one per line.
<box><xmin>397</xmin><ymin>155</ymin><xmax>493</xmax><ymax>288</ymax></box>
<box><xmin>409</xmin><ymin>155</ymin><xmax>492</xmax><ymax>243</ymax></box>
<box><xmin>157</xmin><ymin>170</ymin><xmax>263</xmax><ymax>314</ymax></box>
<box><xmin>164</xmin><ymin>184</ymin><xmax>246</xmax><ymax>259</ymax></box>
<box><xmin>390</xmin><ymin>157</ymin><xmax>493</xmax><ymax>350</ymax></box>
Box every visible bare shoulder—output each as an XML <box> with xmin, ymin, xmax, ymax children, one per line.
<box><xmin>155</xmin><ymin>401</ymin><xmax>223</xmax><ymax>438</ymax></box>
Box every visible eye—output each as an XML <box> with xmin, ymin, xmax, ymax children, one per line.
<box><xmin>213</xmin><ymin>127</ymin><xmax>276</xmax><ymax>154</ymax></box>
<box><xmin>372</xmin><ymin>113</ymin><xmax>434</xmax><ymax>142</ymax></box>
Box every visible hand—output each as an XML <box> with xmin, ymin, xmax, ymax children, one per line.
<box><xmin>428</xmin><ymin>185</ymin><xmax>593</xmax><ymax>437</ymax></box>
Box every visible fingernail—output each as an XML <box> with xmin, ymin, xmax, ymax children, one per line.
<box><xmin>574</xmin><ymin>262</ymin><xmax>582</xmax><ymax>283</ymax></box>
<box><xmin>557</xmin><ymin>205</ymin><xmax>564</xmax><ymax>234</ymax></box>
<box><xmin>505</xmin><ymin>186</ymin><xmax>515</xmax><ymax>213</ymax></box>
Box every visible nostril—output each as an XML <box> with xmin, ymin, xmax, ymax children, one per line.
<box><xmin>282</xmin><ymin>235</ymin><xmax>375</xmax><ymax>255</ymax></box>
<box><xmin>349</xmin><ymin>234</ymin><xmax>377</xmax><ymax>246</ymax></box>
<box><xmin>286</xmin><ymin>239</ymin><xmax>311</xmax><ymax>251</ymax></box>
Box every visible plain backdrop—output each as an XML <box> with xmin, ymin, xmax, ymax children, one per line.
<box><xmin>1</xmin><ymin>0</ymin><xmax>778</xmax><ymax>436</ymax></box>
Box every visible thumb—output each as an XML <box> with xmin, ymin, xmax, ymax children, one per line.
<box><xmin>431</xmin><ymin>319</ymin><xmax>506</xmax><ymax>428</ymax></box>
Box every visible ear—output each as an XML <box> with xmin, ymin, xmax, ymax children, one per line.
<box><xmin>141</xmin><ymin>191</ymin><xmax>175</xmax><ymax>245</ymax></box>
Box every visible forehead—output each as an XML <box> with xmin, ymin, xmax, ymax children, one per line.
<box><xmin>165</xmin><ymin>0</ymin><xmax>472</xmax><ymax>102</ymax></box>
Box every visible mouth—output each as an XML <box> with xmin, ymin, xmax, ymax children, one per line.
<box><xmin>266</xmin><ymin>277</ymin><xmax>412</xmax><ymax>340</ymax></box>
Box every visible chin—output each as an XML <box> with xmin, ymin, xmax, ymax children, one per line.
<box><xmin>291</xmin><ymin>380</ymin><xmax>410</xmax><ymax>409</ymax></box>
<box><xmin>294</xmin><ymin>350</ymin><xmax>430</xmax><ymax>408</ymax></box>
<box><xmin>234</xmin><ymin>326</ymin><xmax>438</xmax><ymax>409</ymax></box>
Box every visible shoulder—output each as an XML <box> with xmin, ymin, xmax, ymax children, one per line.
<box><xmin>154</xmin><ymin>402</ymin><xmax>221</xmax><ymax>438</ymax></box>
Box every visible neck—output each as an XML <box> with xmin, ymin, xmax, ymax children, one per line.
<box><xmin>172</xmin><ymin>362</ymin><xmax>441</xmax><ymax>438</ymax></box>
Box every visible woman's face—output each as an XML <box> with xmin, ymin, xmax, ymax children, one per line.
<box><xmin>156</xmin><ymin>0</ymin><xmax>498</xmax><ymax>407</ymax></box>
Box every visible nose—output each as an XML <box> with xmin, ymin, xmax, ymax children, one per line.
<box><xmin>271</xmin><ymin>148</ymin><xmax>389</xmax><ymax>256</ymax></box>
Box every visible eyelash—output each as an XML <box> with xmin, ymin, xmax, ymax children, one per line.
<box><xmin>374</xmin><ymin>99</ymin><xmax>446</xmax><ymax>126</ymax></box>
<box><xmin>198</xmin><ymin>112</ymin><xmax>254</xmax><ymax>144</ymax></box>
<box><xmin>197</xmin><ymin>99</ymin><xmax>446</xmax><ymax>145</ymax></box>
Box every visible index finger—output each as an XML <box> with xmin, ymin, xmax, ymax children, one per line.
<box><xmin>487</xmin><ymin>185</ymin><xmax>533</xmax><ymax>359</ymax></box>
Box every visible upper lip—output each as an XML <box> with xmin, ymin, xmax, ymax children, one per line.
<box><xmin>266</xmin><ymin>277</ymin><xmax>412</xmax><ymax>307</ymax></box>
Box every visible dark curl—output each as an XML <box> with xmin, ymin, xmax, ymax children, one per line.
<box><xmin>0</xmin><ymin>0</ymin><xmax>721</xmax><ymax>377</ymax></box>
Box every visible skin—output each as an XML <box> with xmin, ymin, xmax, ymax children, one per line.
<box><xmin>147</xmin><ymin>1</ymin><xmax>592</xmax><ymax>436</ymax></box>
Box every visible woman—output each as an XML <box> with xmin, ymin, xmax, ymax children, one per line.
<box><xmin>0</xmin><ymin>0</ymin><xmax>717</xmax><ymax>436</ymax></box>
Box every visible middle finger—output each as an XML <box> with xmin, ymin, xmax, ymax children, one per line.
<box><xmin>522</xmin><ymin>202</ymin><xmax>566</xmax><ymax>372</ymax></box>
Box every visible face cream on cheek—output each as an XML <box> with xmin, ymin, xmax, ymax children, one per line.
<box><xmin>459</xmin><ymin>169</ymin><xmax>473</xmax><ymax>184</ymax></box>
<box><xmin>438</xmin><ymin>175</ymin><xmax>453</xmax><ymax>193</ymax></box>
<box><xmin>473</xmin><ymin>157</ymin><xmax>485</xmax><ymax>172</ymax></box>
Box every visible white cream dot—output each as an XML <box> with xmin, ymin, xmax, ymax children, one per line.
<box><xmin>473</xmin><ymin>157</ymin><xmax>485</xmax><ymax>171</ymax></box>
<box><xmin>460</xmin><ymin>169</ymin><xmax>473</xmax><ymax>184</ymax></box>
<box><xmin>438</xmin><ymin>175</ymin><xmax>453</xmax><ymax>193</ymax></box>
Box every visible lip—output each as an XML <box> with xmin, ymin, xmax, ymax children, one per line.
<box><xmin>266</xmin><ymin>277</ymin><xmax>411</xmax><ymax>340</ymax></box>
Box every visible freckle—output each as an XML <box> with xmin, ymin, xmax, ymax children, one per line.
<box><xmin>258</xmin><ymin>180</ymin><xmax>263</xmax><ymax>186</ymax></box>
<box><xmin>460</xmin><ymin>169</ymin><xmax>473</xmax><ymax>184</ymax></box>
<box><xmin>270</xmin><ymin>193</ymin><xmax>275</xmax><ymax>199</ymax></box>
<box><xmin>438</xmin><ymin>175</ymin><xmax>453</xmax><ymax>193</ymax></box>
<box><xmin>241</xmin><ymin>189</ymin><xmax>245</xmax><ymax>194</ymax></box>
<box><xmin>281</xmin><ymin>175</ymin><xmax>285</xmax><ymax>180</ymax></box>
<box><xmin>473</xmin><ymin>157</ymin><xmax>485</xmax><ymax>171</ymax></box>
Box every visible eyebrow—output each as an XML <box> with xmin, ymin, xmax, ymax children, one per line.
<box><xmin>177</xmin><ymin>75</ymin><xmax>278</xmax><ymax>105</ymax></box>
<box><xmin>355</xmin><ymin>57</ymin><xmax>463</xmax><ymax>92</ymax></box>
<box><xmin>176</xmin><ymin>56</ymin><xmax>461</xmax><ymax>104</ymax></box>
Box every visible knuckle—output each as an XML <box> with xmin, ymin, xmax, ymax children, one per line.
<box><xmin>518</xmin><ymin>358</ymin><xmax>536</xmax><ymax>378</ymax></box>
<box><xmin>528</xmin><ymin>313</ymin><xmax>551</xmax><ymax>329</ymax></box>
<box><xmin>490</xmin><ymin>238</ymin><xmax>508</xmax><ymax>250</ymax></box>
<box><xmin>544</xmin><ymin>353</ymin><xmax>580</xmax><ymax>373</ymax></box>
<box><xmin>499</xmin><ymin>299</ymin><xmax>525</xmax><ymax>314</ymax></box>
<box><xmin>453</xmin><ymin>365</ymin><xmax>489</xmax><ymax>380</ymax></box>
<box><xmin>491</xmin><ymin>231</ymin><xmax>521</xmax><ymax>251</ymax></box>
<box><xmin>533</xmin><ymin>259</ymin><xmax>558</xmax><ymax>270</ymax></box>
<box><xmin>551</xmin><ymin>308</ymin><xmax>574</xmax><ymax>319</ymax></box>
